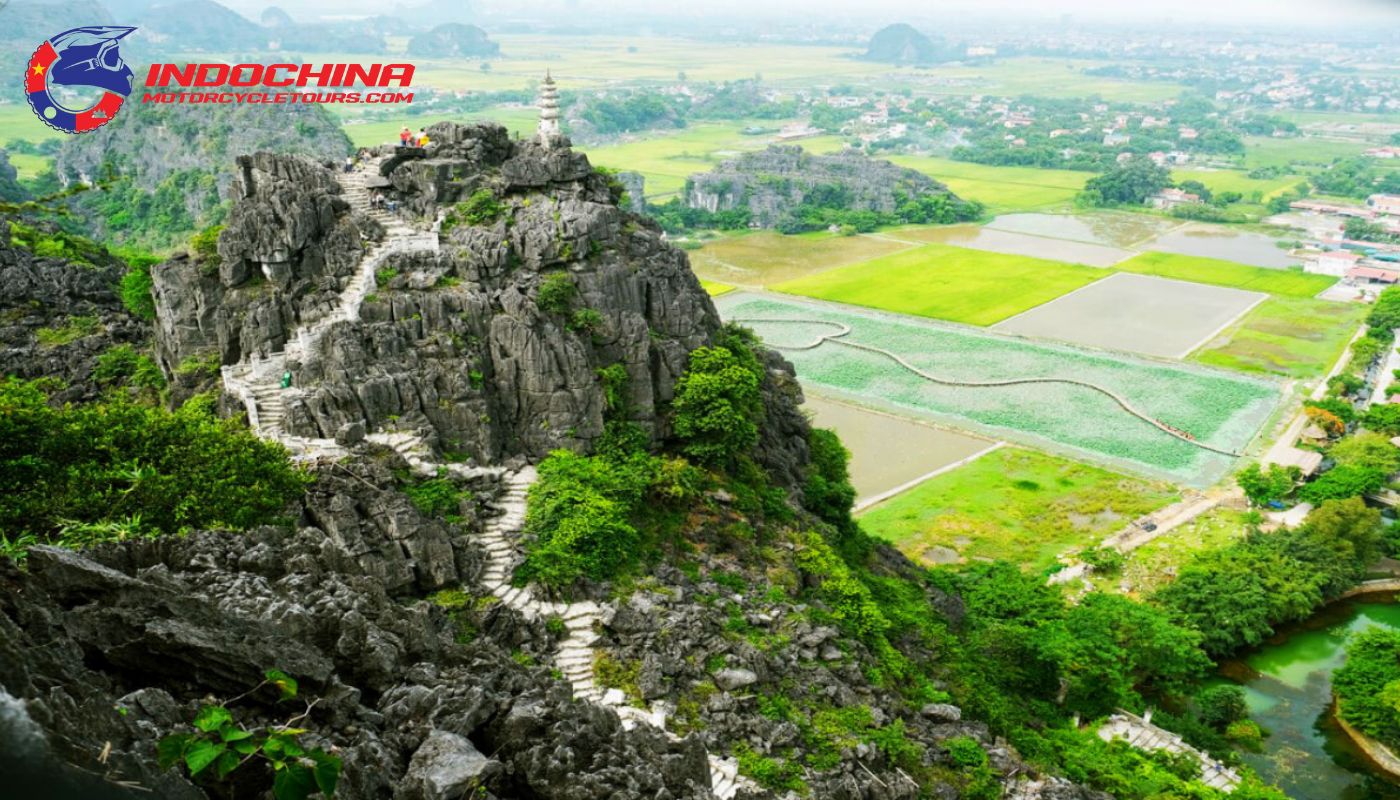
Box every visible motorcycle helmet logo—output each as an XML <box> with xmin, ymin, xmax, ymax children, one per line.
<box><xmin>24</xmin><ymin>26</ymin><xmax>137</xmax><ymax>134</ymax></box>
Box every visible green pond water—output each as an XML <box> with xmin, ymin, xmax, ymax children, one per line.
<box><xmin>1220</xmin><ymin>595</ymin><xmax>1400</xmax><ymax>799</ymax></box>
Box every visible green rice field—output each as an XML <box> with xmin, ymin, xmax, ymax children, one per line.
<box><xmin>860</xmin><ymin>447</ymin><xmax>1179</xmax><ymax>572</ymax></box>
<box><xmin>887</xmin><ymin>155</ymin><xmax>1087</xmax><ymax>213</ymax></box>
<box><xmin>1168</xmin><ymin>168</ymin><xmax>1304</xmax><ymax>200</ymax></box>
<box><xmin>1191</xmin><ymin>296</ymin><xmax>1367</xmax><ymax>379</ymax></box>
<box><xmin>716</xmin><ymin>292</ymin><xmax>1281</xmax><ymax>485</ymax></box>
<box><xmin>1116</xmin><ymin>251</ymin><xmax>1336</xmax><ymax>298</ymax></box>
<box><xmin>770</xmin><ymin>242</ymin><xmax>1106</xmax><ymax>326</ymax></box>
<box><xmin>700</xmin><ymin>280</ymin><xmax>734</xmax><ymax>296</ymax></box>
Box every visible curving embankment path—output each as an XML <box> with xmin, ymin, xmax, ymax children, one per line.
<box><xmin>733</xmin><ymin>317</ymin><xmax>1244</xmax><ymax>458</ymax></box>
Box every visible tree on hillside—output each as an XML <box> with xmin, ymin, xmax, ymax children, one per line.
<box><xmin>1077</xmin><ymin>156</ymin><xmax>1171</xmax><ymax>207</ymax></box>
<box><xmin>1297</xmin><ymin>464</ymin><xmax>1387</xmax><ymax>505</ymax></box>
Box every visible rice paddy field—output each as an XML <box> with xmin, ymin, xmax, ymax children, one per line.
<box><xmin>688</xmin><ymin>230</ymin><xmax>915</xmax><ymax>287</ymax></box>
<box><xmin>858</xmin><ymin>446</ymin><xmax>1180</xmax><ymax>572</ymax></box>
<box><xmin>1168</xmin><ymin>169</ymin><xmax>1304</xmax><ymax>200</ymax></box>
<box><xmin>993</xmin><ymin>273</ymin><xmax>1266</xmax><ymax>359</ymax></box>
<box><xmin>717</xmin><ymin>292</ymin><xmax>1282</xmax><ymax>485</ymax></box>
<box><xmin>770</xmin><ymin>242</ymin><xmax>1107</xmax><ymax>326</ymax></box>
<box><xmin>801</xmin><ymin>394</ymin><xmax>996</xmax><ymax>506</ymax></box>
<box><xmin>886</xmin><ymin>155</ymin><xmax>1087</xmax><ymax>213</ymax></box>
<box><xmin>1191</xmin><ymin>296</ymin><xmax>1369</xmax><ymax>379</ymax></box>
<box><xmin>1115</xmin><ymin>251</ymin><xmax>1335</xmax><ymax>297</ymax></box>
<box><xmin>700</xmin><ymin>280</ymin><xmax>735</xmax><ymax>296</ymax></box>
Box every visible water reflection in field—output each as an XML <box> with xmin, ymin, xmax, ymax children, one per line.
<box><xmin>986</xmin><ymin>212</ymin><xmax>1179</xmax><ymax>248</ymax></box>
<box><xmin>1149</xmin><ymin>223</ymin><xmax>1302</xmax><ymax>269</ymax></box>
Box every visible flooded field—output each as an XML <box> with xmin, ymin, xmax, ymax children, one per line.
<box><xmin>801</xmin><ymin>393</ymin><xmax>996</xmax><ymax>507</ymax></box>
<box><xmin>891</xmin><ymin>224</ymin><xmax>1131</xmax><ymax>267</ymax></box>
<box><xmin>986</xmin><ymin>212</ymin><xmax>1179</xmax><ymax>248</ymax></box>
<box><xmin>994</xmin><ymin>273</ymin><xmax>1267</xmax><ymax>358</ymax></box>
<box><xmin>1148</xmin><ymin>223</ymin><xmax>1302</xmax><ymax>269</ymax></box>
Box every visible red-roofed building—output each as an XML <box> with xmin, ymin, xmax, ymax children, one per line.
<box><xmin>1347</xmin><ymin>264</ymin><xmax>1400</xmax><ymax>285</ymax></box>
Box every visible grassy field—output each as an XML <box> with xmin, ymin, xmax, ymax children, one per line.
<box><xmin>1169</xmin><ymin>168</ymin><xmax>1304</xmax><ymax>200</ymax></box>
<box><xmin>887</xmin><ymin>155</ymin><xmax>1087</xmax><ymax>213</ymax></box>
<box><xmin>700</xmin><ymin>280</ymin><xmax>734</xmax><ymax>296</ymax></box>
<box><xmin>859</xmin><ymin>447</ymin><xmax>1180</xmax><ymax>572</ymax></box>
<box><xmin>1112</xmin><ymin>507</ymin><xmax>1251</xmax><ymax>597</ymax></box>
<box><xmin>1192</xmin><ymin>296</ymin><xmax>1367</xmax><ymax>378</ymax></box>
<box><xmin>579</xmin><ymin>123</ymin><xmax>846</xmax><ymax>198</ymax></box>
<box><xmin>0</xmin><ymin>104</ymin><xmax>60</xmax><ymax>153</ymax></box>
<box><xmin>688</xmin><ymin>230</ymin><xmax>915</xmax><ymax>286</ymax></box>
<box><xmin>1116</xmin><ymin>251</ymin><xmax>1336</xmax><ymax>298</ymax></box>
<box><xmin>771</xmin><ymin>242</ymin><xmax>1107</xmax><ymax>326</ymax></box>
<box><xmin>1242</xmin><ymin>136</ymin><xmax>1372</xmax><ymax>170</ymax></box>
<box><xmin>6</xmin><ymin>152</ymin><xmax>51</xmax><ymax>181</ymax></box>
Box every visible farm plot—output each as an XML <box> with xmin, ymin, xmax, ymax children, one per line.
<box><xmin>716</xmin><ymin>292</ymin><xmax>1282</xmax><ymax>485</ymax></box>
<box><xmin>859</xmin><ymin>447</ymin><xmax>1179</xmax><ymax>573</ymax></box>
<box><xmin>993</xmin><ymin>273</ymin><xmax>1266</xmax><ymax>359</ymax></box>
<box><xmin>885</xmin><ymin>224</ymin><xmax>1131</xmax><ymax>267</ymax></box>
<box><xmin>688</xmin><ymin>230</ymin><xmax>916</xmax><ymax>287</ymax></box>
<box><xmin>1116</xmin><ymin>251</ymin><xmax>1336</xmax><ymax>298</ymax></box>
<box><xmin>1191</xmin><ymin>296</ymin><xmax>1368</xmax><ymax>378</ymax></box>
<box><xmin>771</xmin><ymin>243</ymin><xmax>1107</xmax><ymax>326</ymax></box>
<box><xmin>802</xmin><ymin>394</ymin><xmax>997</xmax><ymax>507</ymax></box>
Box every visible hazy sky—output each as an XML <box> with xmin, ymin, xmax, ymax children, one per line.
<box><xmin>207</xmin><ymin>0</ymin><xmax>1400</xmax><ymax>29</ymax></box>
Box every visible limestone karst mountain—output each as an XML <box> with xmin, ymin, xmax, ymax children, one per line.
<box><xmin>684</xmin><ymin>145</ymin><xmax>981</xmax><ymax>231</ymax></box>
<box><xmin>0</xmin><ymin>122</ymin><xmax>1105</xmax><ymax>800</ymax></box>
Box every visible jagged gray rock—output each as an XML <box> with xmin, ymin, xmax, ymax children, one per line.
<box><xmin>684</xmin><ymin>145</ymin><xmax>977</xmax><ymax>230</ymax></box>
<box><xmin>154</xmin><ymin>124</ymin><xmax>810</xmax><ymax>482</ymax></box>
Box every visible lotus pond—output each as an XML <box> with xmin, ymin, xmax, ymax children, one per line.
<box><xmin>717</xmin><ymin>292</ymin><xmax>1283</xmax><ymax>485</ymax></box>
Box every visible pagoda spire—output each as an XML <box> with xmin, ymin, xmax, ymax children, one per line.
<box><xmin>537</xmin><ymin>71</ymin><xmax>561</xmax><ymax>146</ymax></box>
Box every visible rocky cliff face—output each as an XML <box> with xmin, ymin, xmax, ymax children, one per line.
<box><xmin>0</xmin><ymin>460</ymin><xmax>714</xmax><ymax>800</ymax></box>
<box><xmin>55</xmin><ymin>90</ymin><xmax>350</xmax><ymax>247</ymax></box>
<box><xmin>152</xmin><ymin>123</ymin><xmax>798</xmax><ymax>473</ymax></box>
<box><xmin>684</xmin><ymin>145</ymin><xmax>975</xmax><ymax>230</ymax></box>
<box><xmin>0</xmin><ymin>230</ymin><xmax>146</xmax><ymax>404</ymax></box>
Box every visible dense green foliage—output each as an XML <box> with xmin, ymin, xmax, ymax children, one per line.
<box><xmin>1155</xmin><ymin>498</ymin><xmax>1381</xmax><ymax>656</ymax></box>
<box><xmin>536</xmin><ymin>272</ymin><xmax>577</xmax><ymax>314</ymax></box>
<box><xmin>647</xmin><ymin>188</ymin><xmax>982</xmax><ymax>235</ymax></box>
<box><xmin>1235</xmin><ymin>463</ymin><xmax>1299</xmax><ymax>506</ymax></box>
<box><xmin>442</xmin><ymin>189</ymin><xmax>505</xmax><ymax>231</ymax></box>
<box><xmin>1077</xmin><ymin>156</ymin><xmax>1172</xmax><ymax>207</ymax></box>
<box><xmin>1332</xmin><ymin>628</ymin><xmax>1400</xmax><ymax>750</ymax></box>
<box><xmin>118</xmin><ymin>252</ymin><xmax>161</xmax><ymax>320</ymax></box>
<box><xmin>671</xmin><ymin>328</ymin><xmax>766</xmax><ymax>468</ymax></box>
<box><xmin>0</xmin><ymin>379</ymin><xmax>308</xmax><ymax>551</ymax></box>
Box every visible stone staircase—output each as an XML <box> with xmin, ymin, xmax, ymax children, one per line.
<box><xmin>219</xmin><ymin>153</ymin><xmax>753</xmax><ymax>798</ymax></box>
<box><xmin>472</xmin><ymin>468</ymin><xmax>755</xmax><ymax>799</ymax></box>
<box><xmin>1098</xmin><ymin>711</ymin><xmax>1241</xmax><ymax>792</ymax></box>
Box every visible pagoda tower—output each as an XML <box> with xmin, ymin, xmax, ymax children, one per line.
<box><xmin>537</xmin><ymin>71</ymin><xmax>562</xmax><ymax>146</ymax></box>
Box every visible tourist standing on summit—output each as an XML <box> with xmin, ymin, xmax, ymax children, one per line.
<box><xmin>399</xmin><ymin>126</ymin><xmax>412</xmax><ymax>147</ymax></box>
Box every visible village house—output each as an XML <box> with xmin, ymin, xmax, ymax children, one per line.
<box><xmin>1365</xmin><ymin>146</ymin><xmax>1400</xmax><ymax>159</ymax></box>
<box><xmin>1306</xmin><ymin>249</ymin><xmax>1363</xmax><ymax>276</ymax></box>
<box><xmin>1148</xmin><ymin>188</ymin><xmax>1202</xmax><ymax>210</ymax></box>
<box><xmin>1178</xmin><ymin>126</ymin><xmax>1199</xmax><ymax>140</ymax></box>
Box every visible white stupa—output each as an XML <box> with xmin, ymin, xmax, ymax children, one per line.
<box><xmin>537</xmin><ymin>71</ymin><xmax>562</xmax><ymax>146</ymax></box>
